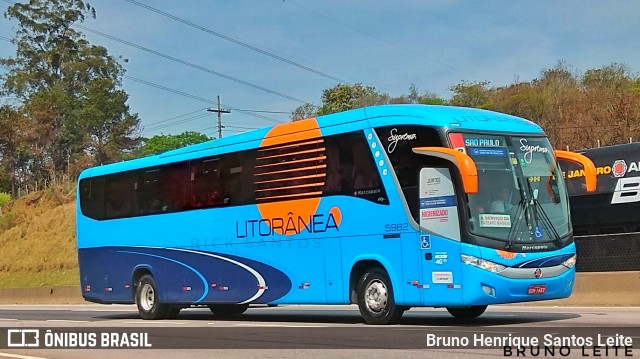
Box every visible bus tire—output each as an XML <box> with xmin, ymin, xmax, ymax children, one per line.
<box><xmin>166</xmin><ymin>306</ymin><xmax>182</xmax><ymax>319</ymax></box>
<box><xmin>446</xmin><ymin>305</ymin><xmax>487</xmax><ymax>319</ymax></box>
<box><xmin>135</xmin><ymin>274</ymin><xmax>170</xmax><ymax>320</ymax></box>
<box><xmin>209</xmin><ymin>304</ymin><xmax>249</xmax><ymax>317</ymax></box>
<box><xmin>356</xmin><ymin>270</ymin><xmax>404</xmax><ymax>325</ymax></box>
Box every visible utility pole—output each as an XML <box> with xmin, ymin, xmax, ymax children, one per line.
<box><xmin>207</xmin><ymin>95</ymin><xmax>231</xmax><ymax>138</ymax></box>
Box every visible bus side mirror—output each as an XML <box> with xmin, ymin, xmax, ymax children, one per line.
<box><xmin>412</xmin><ymin>147</ymin><xmax>478</xmax><ymax>194</ymax></box>
<box><xmin>554</xmin><ymin>150</ymin><xmax>597</xmax><ymax>193</ymax></box>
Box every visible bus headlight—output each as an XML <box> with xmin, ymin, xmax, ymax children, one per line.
<box><xmin>562</xmin><ymin>255</ymin><xmax>577</xmax><ymax>269</ymax></box>
<box><xmin>461</xmin><ymin>254</ymin><xmax>506</xmax><ymax>273</ymax></box>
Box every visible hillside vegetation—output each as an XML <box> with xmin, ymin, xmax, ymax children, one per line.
<box><xmin>0</xmin><ymin>184</ymin><xmax>78</xmax><ymax>288</ymax></box>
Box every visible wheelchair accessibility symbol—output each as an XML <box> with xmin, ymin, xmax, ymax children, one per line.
<box><xmin>420</xmin><ymin>235</ymin><xmax>431</xmax><ymax>250</ymax></box>
<box><xmin>534</xmin><ymin>226</ymin><xmax>543</xmax><ymax>239</ymax></box>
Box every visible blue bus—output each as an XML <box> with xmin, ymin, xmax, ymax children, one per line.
<box><xmin>76</xmin><ymin>105</ymin><xmax>596</xmax><ymax>324</ymax></box>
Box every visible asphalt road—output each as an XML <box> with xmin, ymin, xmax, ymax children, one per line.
<box><xmin>0</xmin><ymin>304</ymin><xmax>639</xmax><ymax>358</ymax></box>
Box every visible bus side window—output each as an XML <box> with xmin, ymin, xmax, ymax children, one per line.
<box><xmin>221</xmin><ymin>151</ymin><xmax>256</xmax><ymax>206</ymax></box>
<box><xmin>190</xmin><ymin>158</ymin><xmax>224</xmax><ymax>209</ymax></box>
<box><xmin>79</xmin><ymin>176</ymin><xmax>105</xmax><ymax>220</ymax></box>
<box><xmin>323</xmin><ymin>131</ymin><xmax>387</xmax><ymax>204</ymax></box>
<box><xmin>104</xmin><ymin>172</ymin><xmax>135</xmax><ymax>219</ymax></box>
<box><xmin>160</xmin><ymin>162</ymin><xmax>189</xmax><ymax>212</ymax></box>
<box><xmin>324</xmin><ymin>144</ymin><xmax>342</xmax><ymax>192</ymax></box>
<box><xmin>136</xmin><ymin>168</ymin><xmax>162</xmax><ymax>215</ymax></box>
<box><xmin>352</xmin><ymin>138</ymin><xmax>379</xmax><ymax>190</ymax></box>
<box><xmin>374</xmin><ymin>125</ymin><xmax>445</xmax><ymax>220</ymax></box>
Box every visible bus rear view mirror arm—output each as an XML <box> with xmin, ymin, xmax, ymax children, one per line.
<box><xmin>412</xmin><ymin>146</ymin><xmax>478</xmax><ymax>194</ymax></box>
<box><xmin>554</xmin><ymin>150</ymin><xmax>597</xmax><ymax>192</ymax></box>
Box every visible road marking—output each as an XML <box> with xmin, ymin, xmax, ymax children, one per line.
<box><xmin>0</xmin><ymin>319</ymin><xmax>17</xmax><ymax>321</ymax></box>
<box><xmin>231</xmin><ymin>323</ymin><xmax>328</xmax><ymax>328</ymax></box>
<box><xmin>0</xmin><ymin>353</ymin><xmax>48</xmax><ymax>359</ymax></box>
<box><xmin>45</xmin><ymin>320</ymin><xmax>88</xmax><ymax>323</ymax></box>
<box><xmin>393</xmin><ymin>328</ymin><xmax>514</xmax><ymax>334</ymax></box>
<box><xmin>121</xmin><ymin>321</ymin><xmax>185</xmax><ymax>325</ymax></box>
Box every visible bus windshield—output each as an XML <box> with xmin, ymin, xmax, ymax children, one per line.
<box><xmin>458</xmin><ymin>133</ymin><xmax>570</xmax><ymax>245</ymax></box>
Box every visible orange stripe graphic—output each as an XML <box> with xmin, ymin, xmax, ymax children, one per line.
<box><xmin>255</xmin><ymin>182</ymin><xmax>325</xmax><ymax>193</ymax></box>
<box><xmin>259</xmin><ymin>139</ymin><xmax>324</xmax><ymax>153</ymax></box>
<box><xmin>254</xmin><ymin>164</ymin><xmax>327</xmax><ymax>177</ymax></box>
<box><xmin>257</xmin><ymin>147</ymin><xmax>326</xmax><ymax>161</ymax></box>
<box><xmin>255</xmin><ymin>173</ymin><xmax>326</xmax><ymax>185</ymax></box>
<box><xmin>255</xmin><ymin>156</ymin><xmax>326</xmax><ymax>169</ymax></box>
<box><xmin>256</xmin><ymin>118</ymin><xmax>340</xmax><ymax>236</ymax></box>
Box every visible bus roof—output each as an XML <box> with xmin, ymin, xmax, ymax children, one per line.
<box><xmin>80</xmin><ymin>105</ymin><xmax>543</xmax><ymax>179</ymax></box>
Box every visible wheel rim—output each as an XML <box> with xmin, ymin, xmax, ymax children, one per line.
<box><xmin>140</xmin><ymin>283</ymin><xmax>155</xmax><ymax>311</ymax></box>
<box><xmin>364</xmin><ymin>279</ymin><xmax>388</xmax><ymax>313</ymax></box>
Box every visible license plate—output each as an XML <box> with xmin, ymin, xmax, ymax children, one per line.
<box><xmin>527</xmin><ymin>285</ymin><xmax>547</xmax><ymax>295</ymax></box>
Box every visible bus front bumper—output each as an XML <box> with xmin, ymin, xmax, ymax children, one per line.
<box><xmin>460</xmin><ymin>265</ymin><xmax>575</xmax><ymax>305</ymax></box>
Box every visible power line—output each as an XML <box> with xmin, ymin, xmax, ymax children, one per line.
<box><xmin>123</xmin><ymin>74</ymin><xmax>285</xmax><ymax>124</ymax></box>
<box><xmin>194</xmin><ymin>126</ymin><xmax>215</xmax><ymax>133</ymax></box>
<box><xmin>123</xmin><ymin>0</ymin><xmax>350</xmax><ymax>85</ymax></box>
<box><xmin>144</xmin><ymin>113</ymin><xmax>211</xmax><ymax>132</ymax></box>
<box><xmin>287</xmin><ymin>2</ymin><xmax>470</xmax><ymax>81</ymax></box>
<box><xmin>145</xmin><ymin>106</ymin><xmax>288</xmax><ymax>133</ymax></box>
<box><xmin>75</xmin><ymin>24</ymin><xmax>309</xmax><ymax>104</ymax></box>
<box><xmin>146</xmin><ymin>107</ymin><xmax>208</xmax><ymax>127</ymax></box>
<box><xmin>234</xmin><ymin>109</ymin><xmax>290</xmax><ymax>114</ymax></box>
<box><xmin>225</xmin><ymin>125</ymin><xmax>261</xmax><ymax>130</ymax></box>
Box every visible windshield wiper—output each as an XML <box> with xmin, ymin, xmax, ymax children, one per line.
<box><xmin>505</xmin><ymin>177</ymin><xmax>532</xmax><ymax>250</ymax></box>
<box><xmin>505</xmin><ymin>199</ymin><xmax>527</xmax><ymax>250</ymax></box>
<box><xmin>530</xmin><ymin>195</ymin><xmax>562</xmax><ymax>247</ymax></box>
<box><xmin>524</xmin><ymin>177</ymin><xmax>563</xmax><ymax>247</ymax></box>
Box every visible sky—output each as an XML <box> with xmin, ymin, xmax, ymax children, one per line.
<box><xmin>1</xmin><ymin>0</ymin><xmax>639</xmax><ymax>139</ymax></box>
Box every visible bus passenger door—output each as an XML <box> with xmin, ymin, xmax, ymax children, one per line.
<box><xmin>418</xmin><ymin>167</ymin><xmax>463</xmax><ymax>306</ymax></box>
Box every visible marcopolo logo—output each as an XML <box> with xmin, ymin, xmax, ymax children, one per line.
<box><xmin>612</xmin><ymin>159</ymin><xmax>628</xmax><ymax>178</ymax></box>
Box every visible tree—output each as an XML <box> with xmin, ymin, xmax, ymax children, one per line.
<box><xmin>291</xmin><ymin>103</ymin><xmax>318</xmax><ymax>121</ymax></box>
<box><xmin>389</xmin><ymin>84</ymin><xmax>447</xmax><ymax>105</ymax></box>
<box><xmin>70</xmin><ymin>77</ymin><xmax>141</xmax><ymax>164</ymax></box>
<box><xmin>135</xmin><ymin>131</ymin><xmax>212</xmax><ymax>157</ymax></box>
<box><xmin>1</xmin><ymin>0</ymin><xmax>141</xmax><ymax>186</ymax></box>
<box><xmin>317</xmin><ymin>83</ymin><xmax>385</xmax><ymax>115</ymax></box>
<box><xmin>448</xmin><ymin>80</ymin><xmax>492</xmax><ymax>108</ymax></box>
<box><xmin>489</xmin><ymin>82</ymin><xmax>545</xmax><ymax>124</ymax></box>
<box><xmin>579</xmin><ymin>63</ymin><xmax>640</xmax><ymax>147</ymax></box>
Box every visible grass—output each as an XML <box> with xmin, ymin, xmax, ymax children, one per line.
<box><xmin>0</xmin><ymin>184</ymin><xmax>79</xmax><ymax>288</ymax></box>
<box><xmin>0</xmin><ymin>269</ymin><xmax>79</xmax><ymax>287</ymax></box>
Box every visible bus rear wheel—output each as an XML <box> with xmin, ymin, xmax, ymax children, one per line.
<box><xmin>446</xmin><ymin>305</ymin><xmax>487</xmax><ymax>319</ymax></box>
<box><xmin>209</xmin><ymin>304</ymin><xmax>249</xmax><ymax>317</ymax></box>
<box><xmin>356</xmin><ymin>270</ymin><xmax>405</xmax><ymax>325</ymax></box>
<box><xmin>135</xmin><ymin>274</ymin><xmax>171</xmax><ymax>320</ymax></box>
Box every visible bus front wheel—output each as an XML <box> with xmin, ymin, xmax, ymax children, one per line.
<box><xmin>135</xmin><ymin>274</ymin><xmax>171</xmax><ymax>320</ymax></box>
<box><xmin>446</xmin><ymin>305</ymin><xmax>487</xmax><ymax>319</ymax></box>
<box><xmin>209</xmin><ymin>304</ymin><xmax>249</xmax><ymax>317</ymax></box>
<box><xmin>356</xmin><ymin>270</ymin><xmax>405</xmax><ymax>325</ymax></box>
